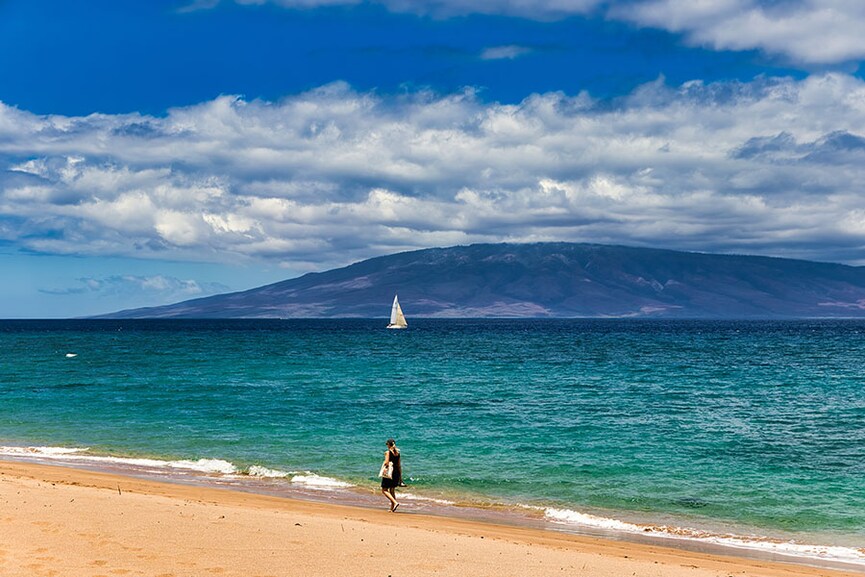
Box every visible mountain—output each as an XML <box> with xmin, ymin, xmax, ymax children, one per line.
<box><xmin>96</xmin><ymin>243</ymin><xmax>865</xmax><ymax>319</ymax></box>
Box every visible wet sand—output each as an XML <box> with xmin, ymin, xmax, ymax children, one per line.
<box><xmin>0</xmin><ymin>459</ymin><xmax>860</xmax><ymax>577</ymax></box>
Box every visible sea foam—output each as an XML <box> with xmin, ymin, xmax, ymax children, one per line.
<box><xmin>0</xmin><ymin>445</ymin><xmax>237</xmax><ymax>474</ymax></box>
<box><xmin>0</xmin><ymin>445</ymin><xmax>352</xmax><ymax>490</ymax></box>
<box><xmin>398</xmin><ymin>492</ymin><xmax>457</xmax><ymax>506</ymax></box>
<box><xmin>1</xmin><ymin>445</ymin><xmax>87</xmax><ymax>457</ymax></box>
<box><xmin>545</xmin><ymin>507</ymin><xmax>865</xmax><ymax>566</ymax></box>
<box><xmin>4</xmin><ymin>444</ymin><xmax>862</xmax><ymax>566</ymax></box>
<box><xmin>245</xmin><ymin>465</ymin><xmax>291</xmax><ymax>478</ymax></box>
<box><xmin>289</xmin><ymin>473</ymin><xmax>353</xmax><ymax>489</ymax></box>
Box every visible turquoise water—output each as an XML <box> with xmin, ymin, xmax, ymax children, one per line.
<box><xmin>1</xmin><ymin>319</ymin><xmax>864</xmax><ymax>559</ymax></box>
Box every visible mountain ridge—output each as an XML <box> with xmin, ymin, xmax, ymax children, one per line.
<box><xmin>95</xmin><ymin>242</ymin><xmax>865</xmax><ymax>319</ymax></box>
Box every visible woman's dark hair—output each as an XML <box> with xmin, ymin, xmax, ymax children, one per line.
<box><xmin>386</xmin><ymin>438</ymin><xmax>395</xmax><ymax>447</ymax></box>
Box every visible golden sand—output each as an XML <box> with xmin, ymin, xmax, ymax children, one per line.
<box><xmin>0</xmin><ymin>460</ymin><xmax>859</xmax><ymax>577</ymax></box>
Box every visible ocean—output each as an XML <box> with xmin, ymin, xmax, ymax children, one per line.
<box><xmin>1</xmin><ymin>319</ymin><xmax>863</xmax><ymax>567</ymax></box>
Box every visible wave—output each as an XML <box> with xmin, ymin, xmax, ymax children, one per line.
<box><xmin>3</xmin><ymin>444</ymin><xmax>863</xmax><ymax>567</ymax></box>
<box><xmin>0</xmin><ymin>445</ymin><xmax>238</xmax><ymax>474</ymax></box>
<box><xmin>399</xmin><ymin>492</ymin><xmax>457</xmax><ymax>506</ymax></box>
<box><xmin>289</xmin><ymin>473</ymin><xmax>353</xmax><ymax>489</ymax></box>
<box><xmin>0</xmin><ymin>445</ymin><xmax>353</xmax><ymax>490</ymax></box>
<box><xmin>240</xmin><ymin>465</ymin><xmax>352</xmax><ymax>488</ymax></box>
<box><xmin>245</xmin><ymin>465</ymin><xmax>291</xmax><ymax>478</ymax></box>
<box><xmin>545</xmin><ymin>508</ymin><xmax>865</xmax><ymax>566</ymax></box>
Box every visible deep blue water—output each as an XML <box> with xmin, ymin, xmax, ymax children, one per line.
<box><xmin>1</xmin><ymin>319</ymin><xmax>864</xmax><ymax>553</ymax></box>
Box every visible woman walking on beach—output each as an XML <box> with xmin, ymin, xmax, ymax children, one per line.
<box><xmin>380</xmin><ymin>438</ymin><xmax>402</xmax><ymax>512</ymax></box>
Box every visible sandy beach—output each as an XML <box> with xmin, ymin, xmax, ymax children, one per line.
<box><xmin>0</xmin><ymin>460</ymin><xmax>860</xmax><ymax>577</ymax></box>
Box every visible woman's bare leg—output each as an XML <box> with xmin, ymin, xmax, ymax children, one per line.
<box><xmin>388</xmin><ymin>488</ymin><xmax>399</xmax><ymax>512</ymax></box>
<box><xmin>381</xmin><ymin>488</ymin><xmax>398</xmax><ymax>510</ymax></box>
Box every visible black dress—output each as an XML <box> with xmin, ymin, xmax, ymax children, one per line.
<box><xmin>380</xmin><ymin>449</ymin><xmax>402</xmax><ymax>489</ymax></box>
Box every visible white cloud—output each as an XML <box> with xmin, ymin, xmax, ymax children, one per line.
<box><xmin>203</xmin><ymin>0</ymin><xmax>865</xmax><ymax>65</ymax></box>
<box><xmin>177</xmin><ymin>0</ymin><xmax>221</xmax><ymax>13</ymax></box>
<box><xmin>40</xmin><ymin>275</ymin><xmax>230</xmax><ymax>300</ymax></box>
<box><xmin>276</xmin><ymin>0</ymin><xmax>603</xmax><ymax>18</ymax></box>
<box><xmin>3</xmin><ymin>74</ymin><xmax>865</xmax><ymax>268</ymax></box>
<box><xmin>480</xmin><ymin>45</ymin><xmax>533</xmax><ymax>60</ymax></box>
<box><xmin>618</xmin><ymin>0</ymin><xmax>865</xmax><ymax>65</ymax></box>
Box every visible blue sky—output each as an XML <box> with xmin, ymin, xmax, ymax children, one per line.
<box><xmin>2</xmin><ymin>0</ymin><xmax>865</xmax><ymax>317</ymax></box>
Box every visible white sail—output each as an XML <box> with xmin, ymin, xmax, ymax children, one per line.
<box><xmin>387</xmin><ymin>294</ymin><xmax>408</xmax><ymax>329</ymax></box>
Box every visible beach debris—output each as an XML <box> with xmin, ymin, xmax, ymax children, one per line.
<box><xmin>117</xmin><ymin>484</ymin><xmax>122</xmax><ymax>496</ymax></box>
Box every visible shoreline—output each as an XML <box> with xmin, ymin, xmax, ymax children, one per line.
<box><xmin>1</xmin><ymin>459</ymin><xmax>863</xmax><ymax>577</ymax></box>
<box><xmin>2</xmin><ymin>445</ymin><xmax>864</xmax><ymax>571</ymax></box>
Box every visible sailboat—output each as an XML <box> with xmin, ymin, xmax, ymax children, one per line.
<box><xmin>387</xmin><ymin>294</ymin><xmax>408</xmax><ymax>329</ymax></box>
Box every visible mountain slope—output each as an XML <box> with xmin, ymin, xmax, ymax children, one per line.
<box><xmin>97</xmin><ymin>243</ymin><xmax>865</xmax><ymax>319</ymax></box>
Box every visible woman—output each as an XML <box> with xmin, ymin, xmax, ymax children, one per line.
<box><xmin>380</xmin><ymin>438</ymin><xmax>402</xmax><ymax>512</ymax></box>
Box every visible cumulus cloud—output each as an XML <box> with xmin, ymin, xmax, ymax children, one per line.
<box><xmin>3</xmin><ymin>74</ymin><xmax>865</xmax><ymax>269</ymax></box>
<box><xmin>40</xmin><ymin>275</ymin><xmax>230</xmax><ymax>300</ymax></box>
<box><xmin>618</xmin><ymin>0</ymin><xmax>865</xmax><ymax>65</ymax></box>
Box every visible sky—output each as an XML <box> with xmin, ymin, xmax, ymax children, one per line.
<box><xmin>2</xmin><ymin>0</ymin><xmax>865</xmax><ymax>317</ymax></box>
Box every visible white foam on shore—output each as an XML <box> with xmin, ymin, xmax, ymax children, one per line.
<box><xmin>234</xmin><ymin>465</ymin><xmax>354</xmax><ymax>489</ymax></box>
<box><xmin>398</xmin><ymin>492</ymin><xmax>458</xmax><ymax>506</ymax></box>
<box><xmin>1</xmin><ymin>445</ymin><xmax>355</xmax><ymax>491</ymax></box>
<box><xmin>246</xmin><ymin>465</ymin><xmax>291</xmax><ymax>478</ymax></box>
<box><xmin>0</xmin><ymin>445</ymin><xmax>237</xmax><ymax>475</ymax></box>
<box><xmin>1</xmin><ymin>446</ymin><xmax>88</xmax><ymax>456</ymax></box>
<box><xmin>545</xmin><ymin>508</ymin><xmax>865</xmax><ymax>566</ymax></box>
<box><xmin>235</xmin><ymin>466</ymin><xmax>354</xmax><ymax>490</ymax></box>
<box><xmin>289</xmin><ymin>473</ymin><xmax>353</xmax><ymax>489</ymax></box>
<box><xmin>3</xmin><ymin>444</ymin><xmax>862</xmax><ymax>566</ymax></box>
